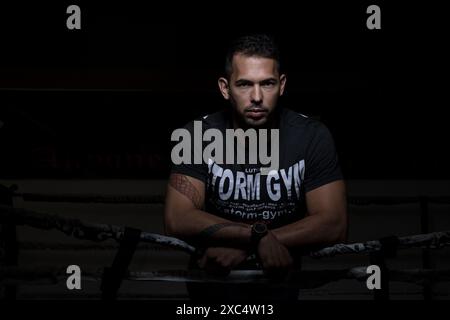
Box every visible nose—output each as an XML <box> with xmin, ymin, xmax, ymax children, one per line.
<box><xmin>250</xmin><ymin>85</ymin><xmax>263</xmax><ymax>105</ymax></box>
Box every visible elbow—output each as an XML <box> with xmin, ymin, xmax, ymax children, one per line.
<box><xmin>327</xmin><ymin>214</ymin><xmax>348</xmax><ymax>244</ymax></box>
<box><xmin>164</xmin><ymin>208</ymin><xmax>181</xmax><ymax>238</ymax></box>
<box><xmin>165</xmin><ymin>219</ymin><xmax>192</xmax><ymax>243</ymax></box>
<box><xmin>164</xmin><ymin>220</ymin><xmax>176</xmax><ymax>237</ymax></box>
<box><xmin>164</xmin><ymin>209</ymin><xmax>191</xmax><ymax>241</ymax></box>
<box><xmin>164</xmin><ymin>216</ymin><xmax>181</xmax><ymax>238</ymax></box>
<box><xmin>333</xmin><ymin>227</ymin><xmax>347</xmax><ymax>244</ymax></box>
<box><xmin>328</xmin><ymin>227</ymin><xmax>346</xmax><ymax>245</ymax></box>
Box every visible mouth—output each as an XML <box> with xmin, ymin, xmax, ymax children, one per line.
<box><xmin>245</xmin><ymin>108</ymin><xmax>268</xmax><ymax>120</ymax></box>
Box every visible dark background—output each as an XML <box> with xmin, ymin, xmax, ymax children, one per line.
<box><xmin>0</xmin><ymin>2</ymin><xmax>448</xmax><ymax>179</ymax></box>
<box><xmin>0</xmin><ymin>1</ymin><xmax>449</xmax><ymax>303</ymax></box>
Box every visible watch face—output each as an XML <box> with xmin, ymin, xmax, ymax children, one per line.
<box><xmin>253</xmin><ymin>223</ymin><xmax>267</xmax><ymax>234</ymax></box>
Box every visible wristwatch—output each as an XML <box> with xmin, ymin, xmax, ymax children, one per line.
<box><xmin>250</xmin><ymin>222</ymin><xmax>268</xmax><ymax>247</ymax></box>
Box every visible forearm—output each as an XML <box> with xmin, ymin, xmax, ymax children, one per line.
<box><xmin>165</xmin><ymin>208</ymin><xmax>252</xmax><ymax>248</ymax></box>
<box><xmin>165</xmin><ymin>174</ymin><xmax>252</xmax><ymax>248</ymax></box>
<box><xmin>271</xmin><ymin>213</ymin><xmax>347</xmax><ymax>249</ymax></box>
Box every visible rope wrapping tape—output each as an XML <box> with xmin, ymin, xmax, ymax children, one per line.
<box><xmin>1</xmin><ymin>205</ymin><xmax>450</xmax><ymax>259</ymax></box>
<box><xmin>310</xmin><ymin>231</ymin><xmax>450</xmax><ymax>258</ymax></box>
<box><xmin>0</xmin><ymin>205</ymin><xmax>196</xmax><ymax>254</ymax></box>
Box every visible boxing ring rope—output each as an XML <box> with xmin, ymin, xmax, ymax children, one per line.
<box><xmin>1</xmin><ymin>205</ymin><xmax>450</xmax><ymax>258</ymax></box>
<box><xmin>0</xmin><ymin>205</ymin><xmax>195</xmax><ymax>254</ymax></box>
<box><xmin>2</xmin><ymin>265</ymin><xmax>450</xmax><ymax>288</ymax></box>
<box><xmin>1</xmin><ymin>186</ymin><xmax>450</xmax><ymax>299</ymax></box>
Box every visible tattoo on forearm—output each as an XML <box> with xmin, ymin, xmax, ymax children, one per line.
<box><xmin>169</xmin><ymin>174</ymin><xmax>203</xmax><ymax>209</ymax></box>
<box><xmin>199</xmin><ymin>222</ymin><xmax>248</xmax><ymax>239</ymax></box>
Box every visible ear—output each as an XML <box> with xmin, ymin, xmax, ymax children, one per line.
<box><xmin>279</xmin><ymin>74</ymin><xmax>287</xmax><ymax>96</ymax></box>
<box><xmin>218</xmin><ymin>77</ymin><xmax>230</xmax><ymax>100</ymax></box>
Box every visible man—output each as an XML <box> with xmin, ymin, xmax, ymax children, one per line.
<box><xmin>164</xmin><ymin>34</ymin><xmax>347</xmax><ymax>300</ymax></box>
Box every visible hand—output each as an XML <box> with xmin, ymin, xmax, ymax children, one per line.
<box><xmin>256</xmin><ymin>231</ymin><xmax>293</xmax><ymax>280</ymax></box>
<box><xmin>198</xmin><ymin>247</ymin><xmax>249</xmax><ymax>276</ymax></box>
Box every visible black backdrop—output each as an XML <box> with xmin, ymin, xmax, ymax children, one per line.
<box><xmin>0</xmin><ymin>2</ymin><xmax>448</xmax><ymax>179</ymax></box>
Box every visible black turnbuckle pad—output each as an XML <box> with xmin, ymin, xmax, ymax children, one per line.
<box><xmin>100</xmin><ymin>227</ymin><xmax>141</xmax><ymax>300</ymax></box>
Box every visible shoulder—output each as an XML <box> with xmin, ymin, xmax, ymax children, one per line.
<box><xmin>280</xmin><ymin>108</ymin><xmax>331</xmax><ymax>137</ymax></box>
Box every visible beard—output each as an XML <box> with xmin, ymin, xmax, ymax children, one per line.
<box><xmin>232</xmin><ymin>104</ymin><xmax>278</xmax><ymax>129</ymax></box>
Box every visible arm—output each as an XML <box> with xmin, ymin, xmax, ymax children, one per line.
<box><xmin>271</xmin><ymin>180</ymin><xmax>347</xmax><ymax>248</ymax></box>
<box><xmin>164</xmin><ymin>173</ymin><xmax>294</xmax><ymax>274</ymax></box>
<box><xmin>164</xmin><ymin>173</ymin><xmax>252</xmax><ymax>248</ymax></box>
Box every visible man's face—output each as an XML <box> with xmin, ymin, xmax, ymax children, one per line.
<box><xmin>219</xmin><ymin>54</ymin><xmax>286</xmax><ymax>128</ymax></box>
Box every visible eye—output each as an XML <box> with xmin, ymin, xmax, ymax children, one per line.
<box><xmin>261</xmin><ymin>81</ymin><xmax>276</xmax><ymax>87</ymax></box>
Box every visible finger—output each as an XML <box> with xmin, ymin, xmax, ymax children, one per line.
<box><xmin>215</xmin><ymin>256</ymin><xmax>229</xmax><ymax>268</ymax></box>
<box><xmin>221</xmin><ymin>254</ymin><xmax>234</xmax><ymax>267</ymax></box>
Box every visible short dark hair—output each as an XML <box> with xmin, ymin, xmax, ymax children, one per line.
<box><xmin>225</xmin><ymin>34</ymin><xmax>281</xmax><ymax>78</ymax></box>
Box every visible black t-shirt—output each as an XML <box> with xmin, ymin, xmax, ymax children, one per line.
<box><xmin>171</xmin><ymin>107</ymin><xmax>343</xmax><ymax>229</ymax></box>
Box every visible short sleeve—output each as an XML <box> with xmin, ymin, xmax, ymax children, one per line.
<box><xmin>304</xmin><ymin>123</ymin><xmax>343</xmax><ymax>192</ymax></box>
<box><xmin>171</xmin><ymin>162</ymin><xmax>208</xmax><ymax>183</ymax></box>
